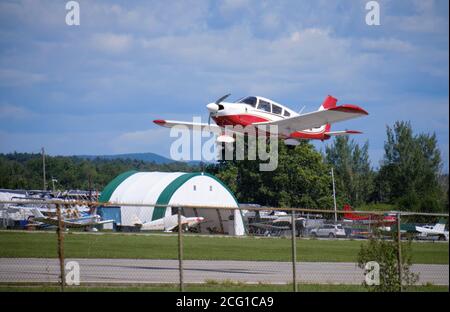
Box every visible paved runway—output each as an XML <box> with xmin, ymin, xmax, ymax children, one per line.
<box><xmin>0</xmin><ymin>258</ymin><xmax>448</xmax><ymax>285</ymax></box>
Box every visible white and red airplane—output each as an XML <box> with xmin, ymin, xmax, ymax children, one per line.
<box><xmin>153</xmin><ymin>94</ymin><xmax>368</xmax><ymax>145</ymax></box>
<box><xmin>342</xmin><ymin>204</ymin><xmax>397</xmax><ymax>225</ymax></box>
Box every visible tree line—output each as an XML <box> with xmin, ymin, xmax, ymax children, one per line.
<box><xmin>0</xmin><ymin>154</ymin><xmax>198</xmax><ymax>192</ymax></box>
<box><xmin>207</xmin><ymin>121</ymin><xmax>448</xmax><ymax>213</ymax></box>
<box><xmin>0</xmin><ymin>121</ymin><xmax>447</xmax><ymax>213</ymax></box>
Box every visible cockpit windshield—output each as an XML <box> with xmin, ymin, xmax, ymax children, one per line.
<box><xmin>237</xmin><ymin>96</ymin><xmax>257</xmax><ymax>107</ymax></box>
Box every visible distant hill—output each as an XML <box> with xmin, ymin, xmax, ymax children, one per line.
<box><xmin>76</xmin><ymin>152</ymin><xmax>176</xmax><ymax>164</ymax></box>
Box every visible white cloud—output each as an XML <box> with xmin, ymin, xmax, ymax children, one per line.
<box><xmin>110</xmin><ymin>128</ymin><xmax>171</xmax><ymax>154</ymax></box>
<box><xmin>361</xmin><ymin>38</ymin><xmax>415</xmax><ymax>52</ymax></box>
<box><xmin>220</xmin><ymin>0</ymin><xmax>251</xmax><ymax>12</ymax></box>
<box><xmin>384</xmin><ymin>0</ymin><xmax>448</xmax><ymax>34</ymax></box>
<box><xmin>90</xmin><ymin>33</ymin><xmax>133</xmax><ymax>54</ymax></box>
<box><xmin>0</xmin><ymin>0</ymin><xmax>447</xmax><ymax>169</ymax></box>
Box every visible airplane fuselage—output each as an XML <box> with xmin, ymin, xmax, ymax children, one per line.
<box><xmin>210</xmin><ymin>96</ymin><xmax>330</xmax><ymax>140</ymax></box>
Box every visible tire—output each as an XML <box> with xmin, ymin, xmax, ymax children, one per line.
<box><xmin>311</xmin><ymin>232</ymin><xmax>317</xmax><ymax>238</ymax></box>
<box><xmin>328</xmin><ymin>232</ymin><xmax>335</xmax><ymax>239</ymax></box>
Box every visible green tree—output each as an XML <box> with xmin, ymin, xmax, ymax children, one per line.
<box><xmin>375</xmin><ymin>121</ymin><xmax>443</xmax><ymax>212</ymax></box>
<box><xmin>325</xmin><ymin>136</ymin><xmax>374</xmax><ymax>207</ymax></box>
<box><xmin>208</xmin><ymin>139</ymin><xmax>334</xmax><ymax>208</ymax></box>
<box><xmin>0</xmin><ymin>153</ymin><xmax>200</xmax><ymax>191</ymax></box>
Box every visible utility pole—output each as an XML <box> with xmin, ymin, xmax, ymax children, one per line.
<box><xmin>331</xmin><ymin>167</ymin><xmax>337</xmax><ymax>223</ymax></box>
<box><xmin>42</xmin><ymin>147</ymin><xmax>46</xmax><ymax>191</ymax></box>
<box><xmin>396</xmin><ymin>213</ymin><xmax>403</xmax><ymax>292</ymax></box>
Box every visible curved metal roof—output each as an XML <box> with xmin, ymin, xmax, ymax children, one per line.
<box><xmin>99</xmin><ymin>171</ymin><xmax>239</xmax><ymax>221</ymax></box>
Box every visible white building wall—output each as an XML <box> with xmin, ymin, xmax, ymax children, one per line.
<box><xmin>169</xmin><ymin>175</ymin><xmax>244</xmax><ymax>236</ymax></box>
<box><xmin>105</xmin><ymin>172</ymin><xmax>245</xmax><ymax>235</ymax></box>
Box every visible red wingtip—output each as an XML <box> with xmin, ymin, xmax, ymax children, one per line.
<box><xmin>153</xmin><ymin>119</ymin><xmax>166</xmax><ymax>125</ymax></box>
<box><xmin>346</xmin><ymin>130</ymin><xmax>363</xmax><ymax>134</ymax></box>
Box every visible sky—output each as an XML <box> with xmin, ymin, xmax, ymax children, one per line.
<box><xmin>0</xmin><ymin>0</ymin><xmax>448</xmax><ymax>171</ymax></box>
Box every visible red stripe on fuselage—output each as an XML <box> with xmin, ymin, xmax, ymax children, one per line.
<box><xmin>212</xmin><ymin>114</ymin><xmax>269</xmax><ymax>127</ymax></box>
<box><xmin>213</xmin><ymin>114</ymin><xmax>330</xmax><ymax>141</ymax></box>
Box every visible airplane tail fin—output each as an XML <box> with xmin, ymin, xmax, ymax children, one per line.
<box><xmin>319</xmin><ymin>95</ymin><xmax>338</xmax><ymax>111</ymax></box>
<box><xmin>343</xmin><ymin>204</ymin><xmax>354</xmax><ymax>219</ymax></box>
<box><xmin>319</xmin><ymin>95</ymin><xmax>337</xmax><ymax>132</ymax></box>
<box><xmin>433</xmin><ymin>220</ymin><xmax>446</xmax><ymax>232</ymax></box>
<box><xmin>131</xmin><ymin>215</ymin><xmax>143</xmax><ymax>226</ymax></box>
<box><xmin>32</xmin><ymin>208</ymin><xmax>45</xmax><ymax>219</ymax></box>
<box><xmin>324</xmin><ymin>130</ymin><xmax>363</xmax><ymax>136</ymax></box>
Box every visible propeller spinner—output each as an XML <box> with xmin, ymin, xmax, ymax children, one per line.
<box><xmin>207</xmin><ymin>93</ymin><xmax>230</xmax><ymax>125</ymax></box>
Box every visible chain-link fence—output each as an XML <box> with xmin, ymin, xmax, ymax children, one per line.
<box><xmin>0</xmin><ymin>200</ymin><xmax>448</xmax><ymax>292</ymax></box>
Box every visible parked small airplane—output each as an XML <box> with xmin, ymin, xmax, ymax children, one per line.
<box><xmin>132</xmin><ymin>214</ymin><xmax>205</xmax><ymax>232</ymax></box>
<box><xmin>342</xmin><ymin>204</ymin><xmax>397</xmax><ymax>225</ymax></box>
<box><xmin>154</xmin><ymin>95</ymin><xmax>368</xmax><ymax>145</ymax></box>
<box><xmin>31</xmin><ymin>208</ymin><xmax>114</xmax><ymax>232</ymax></box>
<box><xmin>415</xmin><ymin>221</ymin><xmax>448</xmax><ymax>241</ymax></box>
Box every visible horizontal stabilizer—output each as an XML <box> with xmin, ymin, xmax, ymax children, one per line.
<box><xmin>325</xmin><ymin>130</ymin><xmax>363</xmax><ymax>136</ymax></box>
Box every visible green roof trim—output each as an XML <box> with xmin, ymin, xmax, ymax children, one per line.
<box><xmin>152</xmin><ymin>173</ymin><xmax>199</xmax><ymax>220</ymax></box>
<box><xmin>99</xmin><ymin>170</ymin><xmax>246</xmax><ymax>234</ymax></box>
<box><xmin>152</xmin><ymin>172</ymin><xmax>241</xmax><ymax>221</ymax></box>
<box><xmin>99</xmin><ymin>170</ymin><xmax>138</xmax><ymax>203</ymax></box>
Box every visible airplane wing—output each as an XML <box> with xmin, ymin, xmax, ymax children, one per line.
<box><xmin>250</xmin><ymin>223</ymin><xmax>291</xmax><ymax>230</ymax></box>
<box><xmin>94</xmin><ymin>219</ymin><xmax>115</xmax><ymax>225</ymax></box>
<box><xmin>61</xmin><ymin>219</ymin><xmax>115</xmax><ymax>227</ymax></box>
<box><xmin>255</xmin><ymin>105</ymin><xmax>368</xmax><ymax>135</ymax></box>
<box><xmin>153</xmin><ymin>120</ymin><xmax>221</xmax><ymax>133</ymax></box>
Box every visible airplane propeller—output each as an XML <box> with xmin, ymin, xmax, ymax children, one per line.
<box><xmin>215</xmin><ymin>93</ymin><xmax>230</xmax><ymax>104</ymax></box>
<box><xmin>207</xmin><ymin>93</ymin><xmax>230</xmax><ymax>126</ymax></box>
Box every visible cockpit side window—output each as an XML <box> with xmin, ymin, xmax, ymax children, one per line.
<box><xmin>272</xmin><ymin>104</ymin><xmax>282</xmax><ymax>115</ymax></box>
<box><xmin>239</xmin><ymin>96</ymin><xmax>257</xmax><ymax>107</ymax></box>
<box><xmin>257</xmin><ymin>100</ymin><xmax>271</xmax><ymax>112</ymax></box>
<box><xmin>283</xmin><ymin>110</ymin><xmax>291</xmax><ymax>117</ymax></box>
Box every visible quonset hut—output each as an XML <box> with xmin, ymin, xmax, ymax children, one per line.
<box><xmin>97</xmin><ymin>171</ymin><xmax>245</xmax><ymax>235</ymax></box>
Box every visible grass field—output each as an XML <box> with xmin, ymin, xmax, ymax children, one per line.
<box><xmin>0</xmin><ymin>231</ymin><xmax>448</xmax><ymax>264</ymax></box>
<box><xmin>0</xmin><ymin>282</ymin><xmax>448</xmax><ymax>292</ymax></box>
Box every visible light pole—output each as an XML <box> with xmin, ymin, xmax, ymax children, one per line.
<box><xmin>331</xmin><ymin>167</ymin><xmax>337</xmax><ymax>223</ymax></box>
<box><xmin>42</xmin><ymin>147</ymin><xmax>46</xmax><ymax>191</ymax></box>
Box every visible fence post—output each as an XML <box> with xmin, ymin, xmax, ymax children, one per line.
<box><xmin>291</xmin><ymin>210</ymin><xmax>297</xmax><ymax>292</ymax></box>
<box><xmin>396</xmin><ymin>213</ymin><xmax>402</xmax><ymax>292</ymax></box>
<box><xmin>177</xmin><ymin>207</ymin><xmax>184</xmax><ymax>292</ymax></box>
<box><xmin>56</xmin><ymin>204</ymin><xmax>65</xmax><ymax>292</ymax></box>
